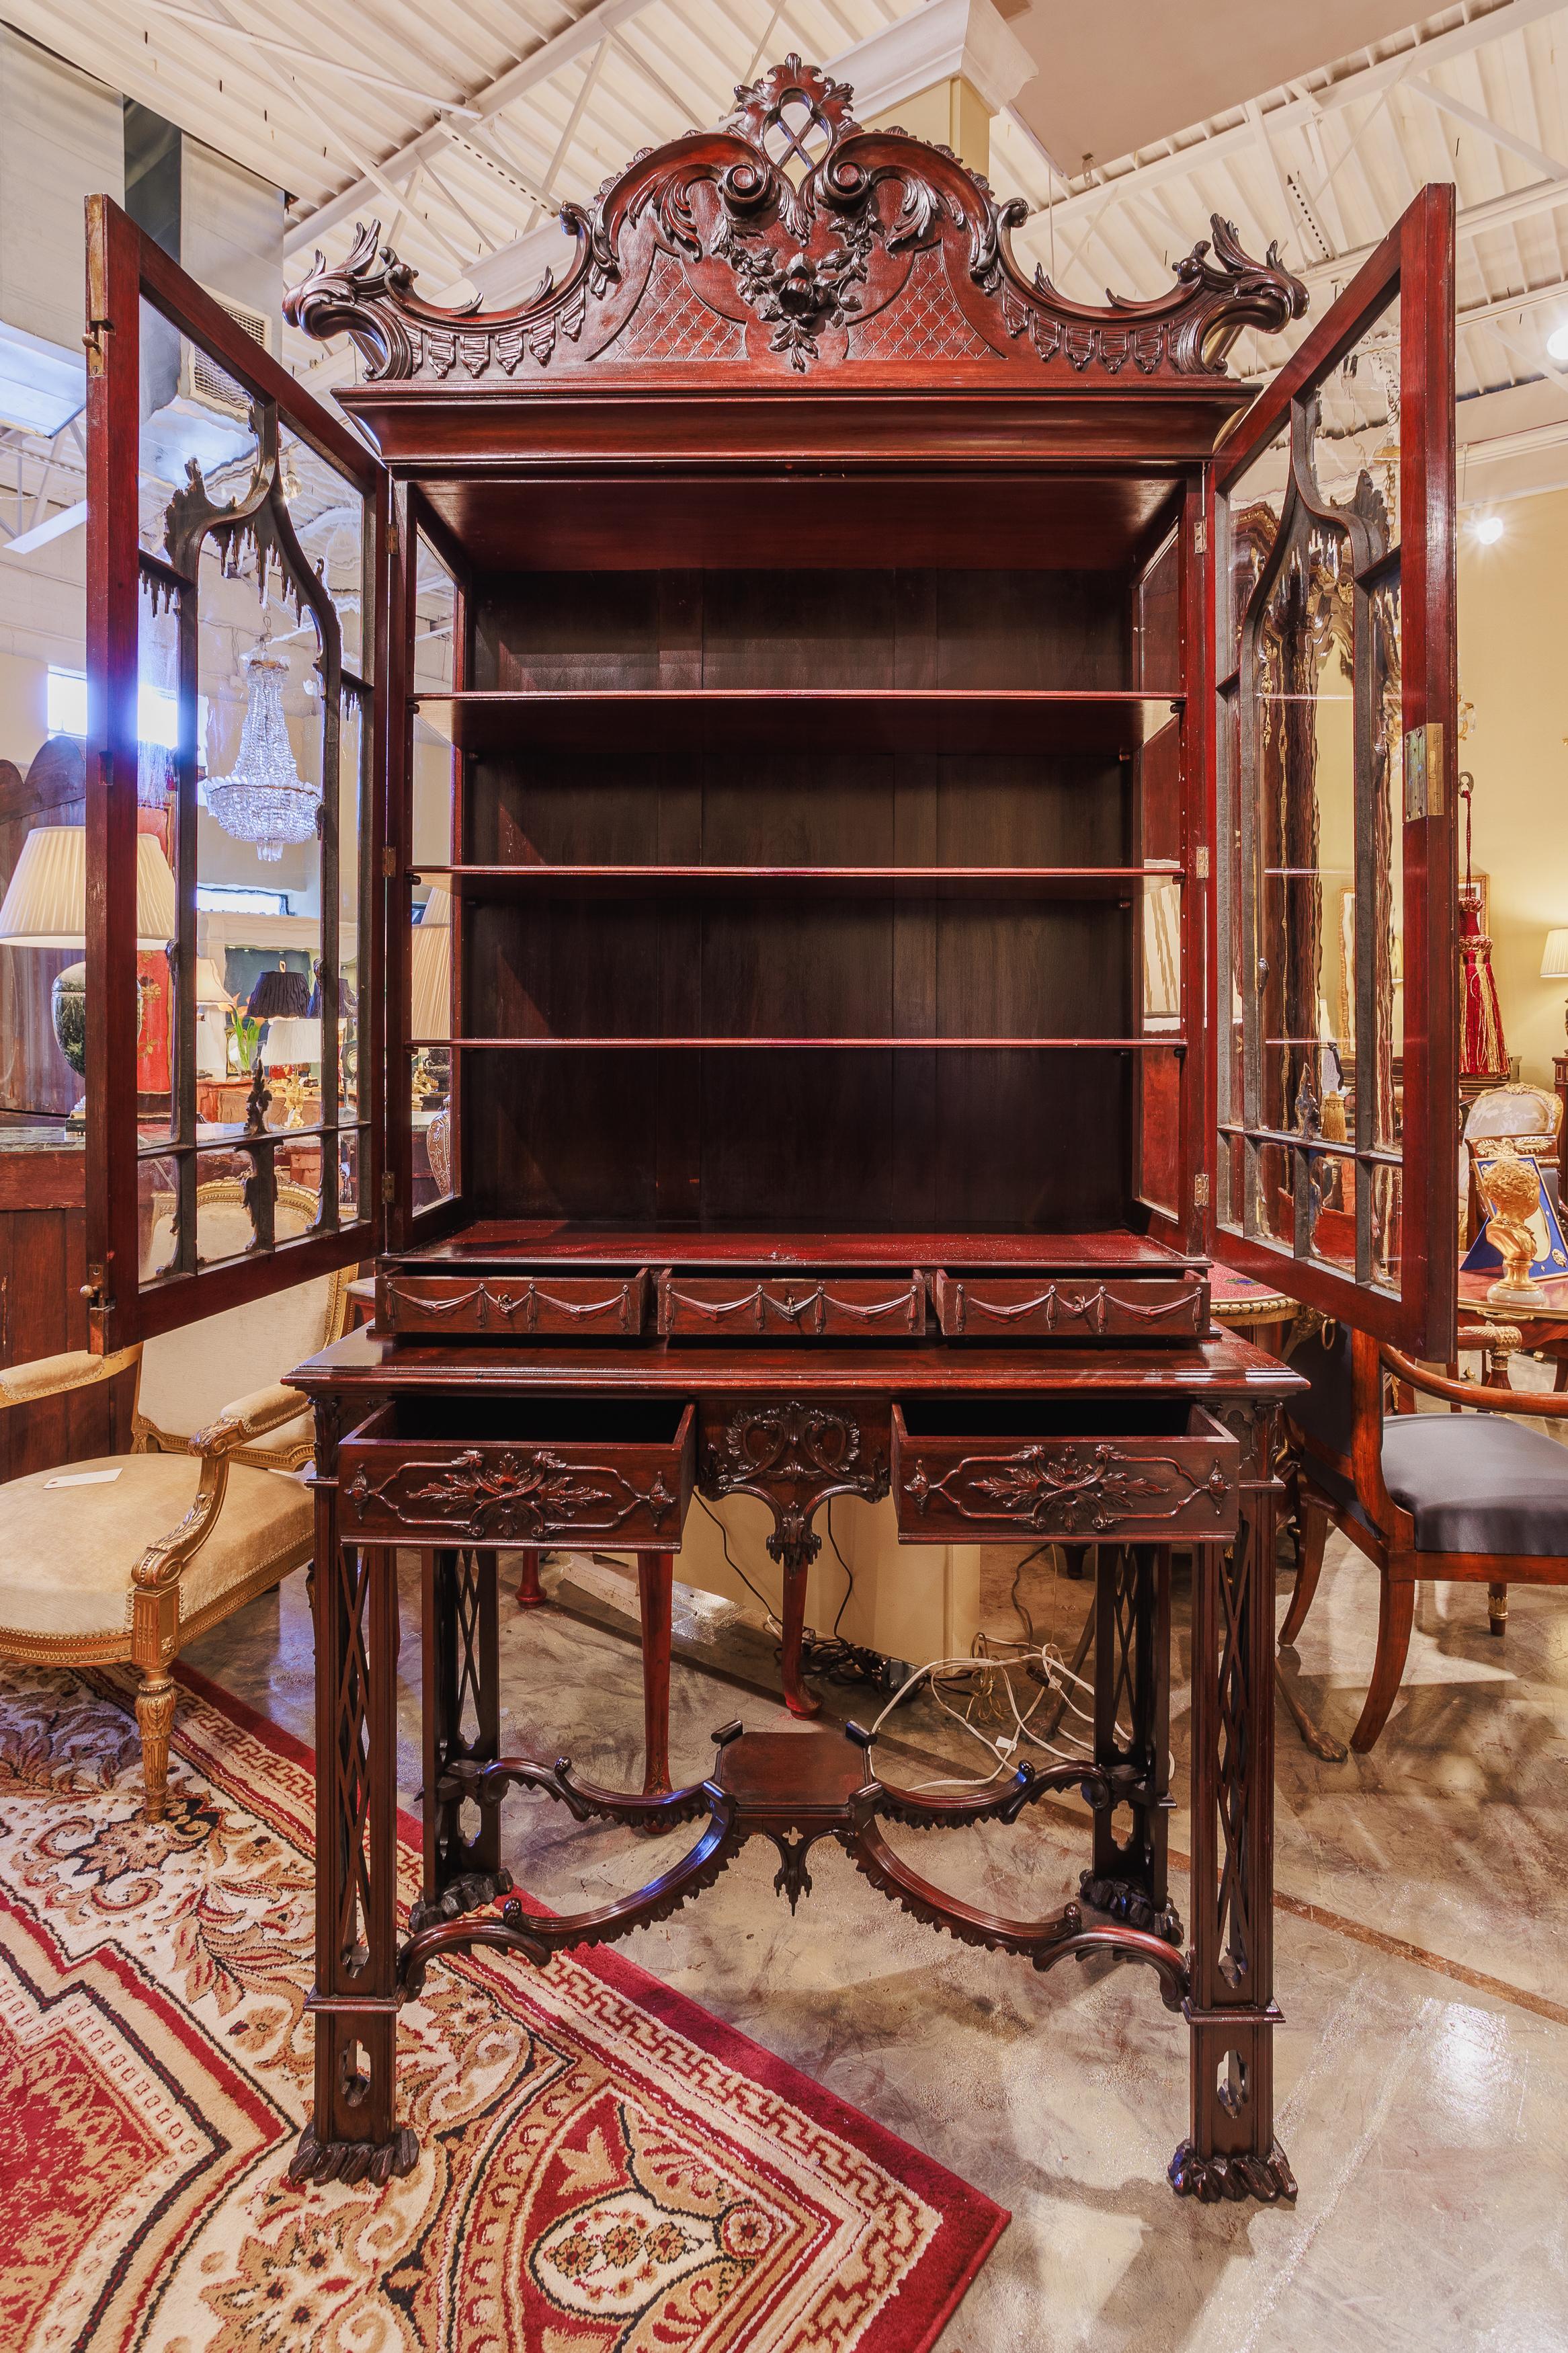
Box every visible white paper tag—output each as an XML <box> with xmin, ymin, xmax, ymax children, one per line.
<box><xmin>44</xmin><ymin>1466</ymin><xmax>124</xmax><ymax>1488</ymax></box>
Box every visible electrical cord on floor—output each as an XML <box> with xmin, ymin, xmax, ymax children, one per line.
<box><xmin>795</xmin><ymin>1499</ymin><xmax>911</xmax><ymax>1692</ymax></box>
<box><xmin>694</xmin><ymin>1495</ymin><xmax>782</xmax><ymax>1633</ymax></box>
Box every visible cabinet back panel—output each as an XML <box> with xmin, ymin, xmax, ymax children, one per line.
<box><xmin>463</xmin><ymin>898</ymin><xmax>1130</xmax><ymax>1045</ymax></box>
<box><xmin>475</xmin><ymin>569</ymin><xmax>1129</xmax><ymax>694</ymax></box>
<box><xmin>468</xmin><ymin>1047</ymin><xmax>1129</xmax><ymax>1230</ymax></box>
<box><xmin>463</xmin><ymin>561</ymin><xmax>1139</xmax><ymax>1232</ymax></box>
<box><xmin>469</xmin><ymin>751</ymin><xmax>1127</xmax><ymax>871</ymax></box>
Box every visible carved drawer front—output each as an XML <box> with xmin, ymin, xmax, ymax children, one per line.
<box><xmin>932</xmin><ymin>1270</ymin><xmax>1208</xmax><ymax>1341</ymax></box>
<box><xmin>657</xmin><ymin>1269</ymin><xmax>926</xmax><ymax>1339</ymax></box>
<box><xmin>377</xmin><ymin>1269</ymin><xmax>650</xmax><ymax>1337</ymax></box>
<box><xmin>337</xmin><ymin>1397</ymin><xmax>694</xmax><ymax>1550</ymax></box>
<box><xmin>892</xmin><ymin>1400</ymin><xmax>1239</xmax><ymax>1544</ymax></box>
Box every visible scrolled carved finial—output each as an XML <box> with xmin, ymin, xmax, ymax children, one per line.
<box><xmin>1161</xmin><ymin>214</ymin><xmax>1308</xmax><ymax>366</ymax></box>
<box><xmin>283</xmin><ymin>218</ymin><xmax>481</xmax><ymax>378</ymax></box>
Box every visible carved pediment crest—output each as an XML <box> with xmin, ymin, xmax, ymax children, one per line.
<box><xmin>284</xmin><ymin>56</ymin><xmax>1306</xmax><ymax>384</ymax></box>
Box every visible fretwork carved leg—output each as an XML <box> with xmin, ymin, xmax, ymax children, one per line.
<box><xmin>638</xmin><ymin>1552</ymin><xmax>673</xmax><ymax>1796</ymax></box>
<box><xmin>1080</xmin><ymin>1545</ymin><xmax>1178</xmax><ymax>1944</ymax></box>
<box><xmin>772</xmin><ymin>1533</ymin><xmax>822</xmax><ymax>1720</ymax></box>
<box><xmin>413</xmin><ymin>1548</ymin><xmax>510</xmax><ymax>1933</ymax></box>
<box><xmin>295</xmin><ymin>1522</ymin><xmax>414</xmax><ymax>2187</ymax></box>
<box><xmin>515</xmin><ymin>1547</ymin><xmax>548</xmax><ymax>1610</ymax></box>
<box><xmin>135</xmin><ymin>1667</ymin><xmax>175</xmax><ymax>1824</ymax></box>
<box><xmin>1173</xmin><ymin>1413</ymin><xmax>1294</xmax><ymax>2206</ymax></box>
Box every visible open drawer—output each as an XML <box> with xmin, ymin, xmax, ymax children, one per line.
<box><xmin>892</xmin><ymin>1398</ymin><xmax>1238</xmax><ymax>1544</ymax></box>
<box><xmin>657</xmin><ymin>1269</ymin><xmax>925</xmax><ymax>1338</ymax></box>
<box><xmin>337</xmin><ymin>1396</ymin><xmax>694</xmax><ymax>1549</ymax></box>
<box><xmin>932</xmin><ymin>1269</ymin><xmax>1208</xmax><ymax>1340</ymax></box>
<box><xmin>376</xmin><ymin>1268</ymin><xmax>650</xmax><ymax>1337</ymax></box>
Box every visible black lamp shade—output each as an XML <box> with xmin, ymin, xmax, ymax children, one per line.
<box><xmin>246</xmin><ymin>967</ymin><xmax>311</xmax><ymax>1019</ymax></box>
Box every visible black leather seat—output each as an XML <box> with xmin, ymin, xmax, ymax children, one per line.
<box><xmin>1383</xmin><ymin>1413</ymin><xmax>1568</xmax><ymax>1556</ymax></box>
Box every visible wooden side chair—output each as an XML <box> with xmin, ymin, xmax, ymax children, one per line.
<box><xmin>0</xmin><ymin>1181</ymin><xmax>354</xmax><ymax>1817</ymax></box>
<box><xmin>1281</xmin><ymin>1316</ymin><xmax>1568</xmax><ymax>1750</ymax></box>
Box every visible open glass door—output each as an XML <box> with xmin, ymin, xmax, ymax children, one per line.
<box><xmin>1213</xmin><ymin>184</ymin><xmax>1456</xmax><ymax>1355</ymax></box>
<box><xmin>83</xmin><ymin>198</ymin><xmax>388</xmax><ymax>1351</ymax></box>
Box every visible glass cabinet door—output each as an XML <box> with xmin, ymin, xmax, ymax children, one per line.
<box><xmin>1213</xmin><ymin>186</ymin><xmax>1457</xmax><ymax>1356</ymax></box>
<box><xmin>84</xmin><ymin>198</ymin><xmax>387</xmax><ymax>1349</ymax></box>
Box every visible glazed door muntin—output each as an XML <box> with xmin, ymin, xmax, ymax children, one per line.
<box><xmin>85</xmin><ymin>198</ymin><xmax>388</xmax><ymax>1351</ymax></box>
<box><xmin>1212</xmin><ymin>185</ymin><xmax>1456</xmax><ymax>1355</ymax></box>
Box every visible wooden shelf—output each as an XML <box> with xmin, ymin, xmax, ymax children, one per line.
<box><xmin>412</xmin><ymin>863</ymin><xmax>1182</xmax><ymax>902</ymax></box>
<box><xmin>415</xmin><ymin>688</ymin><xmax>1184</xmax><ymax>758</ymax></box>
<box><xmin>411</xmin><ymin>1036</ymin><xmax>1185</xmax><ymax>1051</ymax></box>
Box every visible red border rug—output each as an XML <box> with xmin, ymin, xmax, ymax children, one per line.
<box><xmin>0</xmin><ymin>1661</ymin><xmax>1005</xmax><ymax>2352</ymax></box>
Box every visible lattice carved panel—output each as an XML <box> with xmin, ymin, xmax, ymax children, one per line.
<box><xmin>847</xmin><ymin>247</ymin><xmax>990</xmax><ymax>362</ymax></box>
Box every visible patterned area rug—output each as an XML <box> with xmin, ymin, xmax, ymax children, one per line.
<box><xmin>0</xmin><ymin>1661</ymin><xmax>1004</xmax><ymax>2353</ymax></box>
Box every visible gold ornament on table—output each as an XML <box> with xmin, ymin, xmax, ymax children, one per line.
<box><xmin>1475</xmin><ymin>1137</ymin><xmax>1551</xmax><ymax>1310</ymax></box>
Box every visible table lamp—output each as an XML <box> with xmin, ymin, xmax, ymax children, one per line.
<box><xmin>0</xmin><ymin>825</ymin><xmax>177</xmax><ymax>1122</ymax></box>
<box><xmin>263</xmin><ymin>1016</ymin><xmax>323</xmax><ymax>1128</ymax></box>
<box><xmin>1541</xmin><ymin>927</ymin><xmax>1568</xmax><ymax>1038</ymax></box>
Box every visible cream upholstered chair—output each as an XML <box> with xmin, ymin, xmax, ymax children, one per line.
<box><xmin>0</xmin><ymin>1182</ymin><xmax>354</xmax><ymax>1819</ymax></box>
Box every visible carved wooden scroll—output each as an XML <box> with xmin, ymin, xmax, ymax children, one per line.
<box><xmin>285</xmin><ymin>56</ymin><xmax>1306</xmax><ymax>386</ymax></box>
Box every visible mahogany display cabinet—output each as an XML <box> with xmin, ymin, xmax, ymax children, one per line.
<box><xmin>79</xmin><ymin>61</ymin><xmax>1458</xmax><ymax>2202</ymax></box>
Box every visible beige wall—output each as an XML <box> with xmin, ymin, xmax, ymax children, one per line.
<box><xmin>864</xmin><ymin>76</ymin><xmax>991</xmax><ymax>177</ymax></box>
<box><xmin>1458</xmin><ymin>490</ymin><xmax>1568</xmax><ymax>1088</ymax></box>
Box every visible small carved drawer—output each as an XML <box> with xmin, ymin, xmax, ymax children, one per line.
<box><xmin>657</xmin><ymin>1269</ymin><xmax>926</xmax><ymax>1339</ymax></box>
<box><xmin>891</xmin><ymin>1398</ymin><xmax>1239</xmax><ymax>1544</ymax></box>
<box><xmin>337</xmin><ymin>1396</ymin><xmax>694</xmax><ymax>1550</ymax></box>
<box><xmin>932</xmin><ymin>1269</ymin><xmax>1208</xmax><ymax>1341</ymax></box>
<box><xmin>377</xmin><ymin>1268</ymin><xmax>650</xmax><ymax>1337</ymax></box>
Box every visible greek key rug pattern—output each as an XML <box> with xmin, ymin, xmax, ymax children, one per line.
<box><xmin>0</xmin><ymin>1662</ymin><xmax>1004</xmax><ymax>2353</ymax></box>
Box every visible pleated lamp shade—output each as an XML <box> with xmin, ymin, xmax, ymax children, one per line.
<box><xmin>409</xmin><ymin>886</ymin><xmax>452</xmax><ymax>1041</ymax></box>
<box><xmin>0</xmin><ymin>826</ymin><xmax>176</xmax><ymax>949</ymax></box>
<box><xmin>1540</xmin><ymin>928</ymin><xmax>1568</xmax><ymax>981</ymax></box>
<box><xmin>246</xmin><ymin>963</ymin><xmax>311</xmax><ymax>1019</ymax></box>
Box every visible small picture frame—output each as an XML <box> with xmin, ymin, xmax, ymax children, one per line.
<box><xmin>1462</xmin><ymin>1156</ymin><xmax>1568</xmax><ymax>1280</ymax></box>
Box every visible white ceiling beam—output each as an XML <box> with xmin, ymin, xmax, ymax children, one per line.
<box><xmin>1241</xmin><ymin>95</ymin><xmax>1301</xmax><ymax>260</ymax></box>
<box><xmin>1032</xmin><ymin>0</ymin><xmax>1568</xmax><ymax>233</ymax></box>
<box><xmin>1301</xmin><ymin>170</ymin><xmax>1568</xmax><ymax>293</ymax></box>
<box><xmin>131</xmin><ymin>0</ymin><xmax>483</xmax><ymax>114</ymax></box>
<box><xmin>183</xmin><ymin>0</ymin><xmax>478</xmax><ymax>274</ymax></box>
<box><xmin>284</xmin><ymin>0</ymin><xmax>669</xmax><ymax>255</ymax></box>
<box><xmin>1404</xmin><ymin>71</ymin><xmax>1568</xmax><ymax>182</ymax></box>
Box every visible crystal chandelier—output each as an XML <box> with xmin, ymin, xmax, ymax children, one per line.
<box><xmin>206</xmin><ymin>639</ymin><xmax>320</xmax><ymax>862</ymax></box>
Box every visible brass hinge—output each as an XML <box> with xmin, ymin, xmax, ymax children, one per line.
<box><xmin>381</xmin><ymin>846</ymin><xmax>396</xmax><ymax>878</ymax></box>
<box><xmin>385</xmin><ymin>504</ymin><xmax>401</xmax><ymax>557</ymax></box>
<box><xmin>1194</xmin><ymin>1172</ymin><xmax>1211</xmax><ymax>1207</ymax></box>
<box><xmin>381</xmin><ymin>1172</ymin><xmax>397</xmax><ymax>1204</ymax></box>
<box><xmin>1194</xmin><ymin>845</ymin><xmax>1211</xmax><ymax>880</ymax></box>
<box><xmin>1194</xmin><ymin>518</ymin><xmax>1208</xmax><ymax>556</ymax></box>
<box><xmin>1403</xmin><ymin>722</ymin><xmax>1446</xmax><ymax>820</ymax></box>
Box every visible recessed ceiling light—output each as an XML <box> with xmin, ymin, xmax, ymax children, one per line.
<box><xmin>1472</xmin><ymin>514</ymin><xmax>1505</xmax><ymax>544</ymax></box>
<box><xmin>1549</xmin><ymin>322</ymin><xmax>1568</xmax><ymax>364</ymax></box>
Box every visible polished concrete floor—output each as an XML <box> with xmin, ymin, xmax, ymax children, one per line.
<box><xmin>183</xmin><ymin>1526</ymin><xmax>1568</xmax><ymax>2353</ymax></box>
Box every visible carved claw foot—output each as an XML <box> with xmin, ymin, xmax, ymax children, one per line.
<box><xmin>1079</xmin><ymin>1871</ymin><xmax>1184</xmax><ymax>1948</ymax></box>
<box><xmin>409</xmin><ymin>1867</ymin><xmax>514</xmax><ymax>1935</ymax></box>
<box><xmin>1167</xmin><ymin>2138</ymin><xmax>1297</xmax><ymax>2204</ymax></box>
<box><xmin>288</xmin><ymin>2124</ymin><xmax>419</xmax><ymax>2188</ymax></box>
